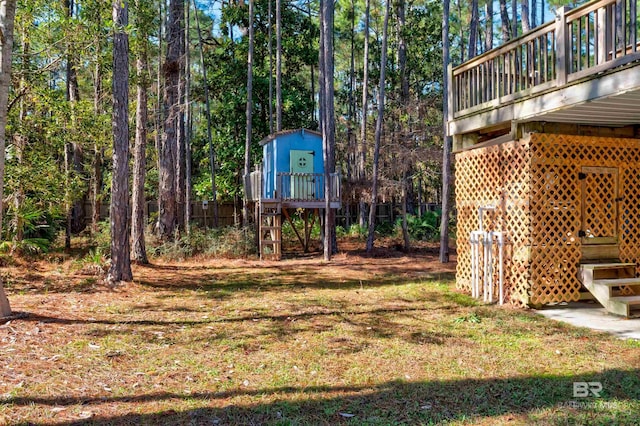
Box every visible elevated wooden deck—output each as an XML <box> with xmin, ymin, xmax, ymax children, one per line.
<box><xmin>449</xmin><ymin>0</ymin><xmax>640</xmax><ymax>147</ymax></box>
<box><xmin>245</xmin><ymin>170</ymin><xmax>341</xmax><ymax>259</ymax></box>
<box><xmin>245</xmin><ymin>171</ymin><xmax>341</xmax><ymax>209</ymax></box>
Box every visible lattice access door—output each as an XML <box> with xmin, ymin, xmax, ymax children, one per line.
<box><xmin>580</xmin><ymin>167</ymin><xmax>619</xmax><ymax>245</ymax></box>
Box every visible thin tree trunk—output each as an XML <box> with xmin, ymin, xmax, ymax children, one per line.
<box><xmin>243</xmin><ymin>0</ymin><xmax>254</xmax><ymax>226</ymax></box>
<box><xmin>485</xmin><ymin>0</ymin><xmax>494</xmax><ymax>51</ymax></box>
<box><xmin>131</xmin><ymin>0</ymin><xmax>150</xmax><ymax>265</ymax></box>
<box><xmin>175</xmin><ymin>0</ymin><xmax>186</xmax><ymax>233</ymax></box>
<box><xmin>64</xmin><ymin>0</ymin><xmax>86</xmax><ymax>236</ymax></box>
<box><xmin>439</xmin><ymin>0</ymin><xmax>452</xmax><ymax>263</ymax></box>
<box><xmin>13</xmin><ymin>28</ymin><xmax>28</xmax><ymax>246</ymax></box>
<box><xmin>531</xmin><ymin>0</ymin><xmax>537</xmax><ymax>28</ymax></box>
<box><xmin>346</xmin><ymin>0</ymin><xmax>356</xmax><ymax>228</ymax></box>
<box><xmin>91</xmin><ymin>17</ymin><xmax>104</xmax><ymax>235</ymax></box>
<box><xmin>320</xmin><ymin>0</ymin><xmax>336</xmax><ymax>260</ymax></box>
<box><xmin>457</xmin><ymin>0</ymin><xmax>464</xmax><ymax>63</ymax></box>
<box><xmin>358</xmin><ymin>0</ymin><xmax>370</xmax><ymax>228</ymax></box>
<box><xmin>397</xmin><ymin>0</ymin><xmax>410</xmax><ymax>250</ymax></box>
<box><xmin>500</xmin><ymin>0</ymin><xmax>511</xmax><ymax>42</ymax></box>
<box><xmin>155</xmin><ymin>0</ymin><xmax>163</xmax><ymax>224</ymax></box>
<box><xmin>512</xmin><ymin>0</ymin><xmax>518</xmax><ymax>38</ymax></box>
<box><xmin>276</xmin><ymin>0</ymin><xmax>283</xmax><ymax>131</ymax></box>
<box><xmin>64</xmin><ymin>138</ymin><xmax>72</xmax><ymax>249</ymax></box>
<box><xmin>64</xmin><ymin>0</ymin><xmax>80</xmax><ymax>248</ymax></box>
<box><xmin>521</xmin><ymin>0</ymin><xmax>530</xmax><ymax>33</ymax></box>
<box><xmin>468</xmin><ymin>0</ymin><xmax>479</xmax><ymax>58</ymax></box>
<box><xmin>0</xmin><ymin>0</ymin><xmax>18</xmax><ymax>317</ymax></box>
<box><xmin>308</xmin><ymin>0</ymin><xmax>315</xmax><ymax>125</ymax></box>
<box><xmin>108</xmin><ymin>0</ymin><xmax>133</xmax><ymax>283</ymax></box>
<box><xmin>268</xmin><ymin>0</ymin><xmax>273</xmax><ymax>134</ymax></box>
<box><xmin>158</xmin><ymin>0</ymin><xmax>184</xmax><ymax>240</ymax></box>
<box><xmin>402</xmin><ymin>171</ymin><xmax>410</xmax><ymax>251</ymax></box>
<box><xmin>193</xmin><ymin>0</ymin><xmax>218</xmax><ymax>226</ymax></box>
<box><xmin>365</xmin><ymin>0</ymin><xmax>390</xmax><ymax>253</ymax></box>
<box><xmin>184</xmin><ymin>0</ymin><xmax>192</xmax><ymax>233</ymax></box>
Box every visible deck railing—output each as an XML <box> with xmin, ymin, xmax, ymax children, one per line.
<box><xmin>244</xmin><ymin>170</ymin><xmax>341</xmax><ymax>203</ymax></box>
<box><xmin>451</xmin><ymin>0</ymin><xmax>640</xmax><ymax>117</ymax></box>
<box><xmin>277</xmin><ymin>172</ymin><xmax>341</xmax><ymax>203</ymax></box>
<box><xmin>245</xmin><ymin>170</ymin><xmax>262</xmax><ymax>201</ymax></box>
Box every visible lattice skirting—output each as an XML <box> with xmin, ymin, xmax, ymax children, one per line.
<box><xmin>455</xmin><ymin>133</ymin><xmax>640</xmax><ymax>306</ymax></box>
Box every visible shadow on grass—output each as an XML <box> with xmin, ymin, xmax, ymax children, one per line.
<box><xmin>17</xmin><ymin>301</ymin><xmax>459</xmax><ymax>328</ymax></box>
<box><xmin>132</xmin><ymin>264</ymin><xmax>455</xmax><ymax>297</ymax></box>
<box><xmin>7</xmin><ymin>370</ymin><xmax>640</xmax><ymax>425</ymax></box>
<box><xmin>4</xmin><ymin>248</ymin><xmax>455</xmax><ymax>297</ymax></box>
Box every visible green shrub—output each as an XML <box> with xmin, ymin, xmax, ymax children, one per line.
<box><xmin>0</xmin><ymin>238</ymin><xmax>51</xmax><ymax>255</ymax></box>
<box><xmin>92</xmin><ymin>220</ymin><xmax>112</xmax><ymax>255</ymax></box>
<box><xmin>205</xmin><ymin>226</ymin><xmax>256</xmax><ymax>257</ymax></box>
<box><xmin>347</xmin><ymin>223</ymin><xmax>367</xmax><ymax>238</ymax></box>
<box><xmin>1</xmin><ymin>200</ymin><xmax>65</xmax><ymax>254</ymax></box>
<box><xmin>395</xmin><ymin>211</ymin><xmax>441</xmax><ymax>241</ymax></box>
<box><xmin>72</xmin><ymin>246</ymin><xmax>108</xmax><ymax>275</ymax></box>
<box><xmin>149</xmin><ymin>226</ymin><xmax>257</xmax><ymax>260</ymax></box>
<box><xmin>374</xmin><ymin>221</ymin><xmax>395</xmax><ymax>237</ymax></box>
<box><xmin>281</xmin><ymin>211</ymin><xmax>321</xmax><ymax>241</ymax></box>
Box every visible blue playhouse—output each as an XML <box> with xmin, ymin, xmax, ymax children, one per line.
<box><xmin>245</xmin><ymin>129</ymin><xmax>341</xmax><ymax>259</ymax></box>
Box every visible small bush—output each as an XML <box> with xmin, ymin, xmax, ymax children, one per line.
<box><xmin>149</xmin><ymin>226</ymin><xmax>257</xmax><ymax>260</ymax></box>
<box><xmin>336</xmin><ymin>223</ymin><xmax>368</xmax><ymax>240</ymax></box>
<box><xmin>374</xmin><ymin>221</ymin><xmax>395</xmax><ymax>237</ymax></box>
<box><xmin>281</xmin><ymin>211</ymin><xmax>321</xmax><ymax>241</ymax></box>
<box><xmin>92</xmin><ymin>221</ymin><xmax>112</xmax><ymax>255</ymax></box>
<box><xmin>0</xmin><ymin>238</ymin><xmax>51</xmax><ymax>255</ymax></box>
<box><xmin>206</xmin><ymin>226</ymin><xmax>256</xmax><ymax>257</ymax></box>
<box><xmin>73</xmin><ymin>246</ymin><xmax>108</xmax><ymax>275</ymax></box>
<box><xmin>347</xmin><ymin>223</ymin><xmax>368</xmax><ymax>239</ymax></box>
<box><xmin>395</xmin><ymin>211</ymin><xmax>441</xmax><ymax>241</ymax></box>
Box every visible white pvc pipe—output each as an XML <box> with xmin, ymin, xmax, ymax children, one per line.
<box><xmin>498</xmin><ymin>233</ymin><xmax>504</xmax><ymax>305</ymax></box>
<box><xmin>484</xmin><ymin>232</ymin><xmax>494</xmax><ymax>302</ymax></box>
<box><xmin>470</xmin><ymin>233</ymin><xmax>477</xmax><ymax>298</ymax></box>
<box><xmin>490</xmin><ymin>231</ymin><xmax>505</xmax><ymax>305</ymax></box>
<box><xmin>470</xmin><ymin>231</ymin><xmax>484</xmax><ymax>299</ymax></box>
<box><xmin>478</xmin><ymin>205</ymin><xmax>496</xmax><ymax>233</ymax></box>
<box><xmin>471</xmin><ymin>205</ymin><xmax>503</xmax><ymax>304</ymax></box>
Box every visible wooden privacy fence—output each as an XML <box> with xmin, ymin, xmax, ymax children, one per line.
<box><xmin>87</xmin><ymin>201</ymin><xmax>240</xmax><ymax>228</ymax></box>
<box><xmin>86</xmin><ymin>200</ymin><xmax>411</xmax><ymax>230</ymax></box>
<box><xmin>451</xmin><ymin>0</ymin><xmax>640</xmax><ymax>117</ymax></box>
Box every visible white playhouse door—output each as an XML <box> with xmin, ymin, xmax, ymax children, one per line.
<box><xmin>290</xmin><ymin>150</ymin><xmax>315</xmax><ymax>199</ymax></box>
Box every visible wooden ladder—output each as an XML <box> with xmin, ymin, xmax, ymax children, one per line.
<box><xmin>579</xmin><ymin>263</ymin><xmax>640</xmax><ymax>318</ymax></box>
<box><xmin>259</xmin><ymin>200</ymin><xmax>282</xmax><ymax>260</ymax></box>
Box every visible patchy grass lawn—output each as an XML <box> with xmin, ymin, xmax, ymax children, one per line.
<box><xmin>1</xmin><ymin>245</ymin><xmax>640</xmax><ymax>425</ymax></box>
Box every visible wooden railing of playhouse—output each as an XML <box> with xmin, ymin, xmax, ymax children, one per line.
<box><xmin>277</xmin><ymin>172</ymin><xmax>341</xmax><ymax>203</ymax></box>
<box><xmin>245</xmin><ymin>170</ymin><xmax>341</xmax><ymax>203</ymax></box>
<box><xmin>451</xmin><ymin>0</ymin><xmax>640</xmax><ymax>118</ymax></box>
<box><xmin>245</xmin><ymin>170</ymin><xmax>262</xmax><ymax>201</ymax></box>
